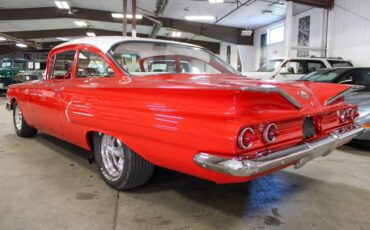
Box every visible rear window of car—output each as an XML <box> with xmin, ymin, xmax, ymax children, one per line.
<box><xmin>328</xmin><ymin>60</ymin><xmax>353</xmax><ymax>67</ymax></box>
<box><xmin>301</xmin><ymin>70</ymin><xmax>340</xmax><ymax>82</ymax></box>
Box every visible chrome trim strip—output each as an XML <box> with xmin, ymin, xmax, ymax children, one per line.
<box><xmin>242</xmin><ymin>84</ymin><xmax>303</xmax><ymax>109</ymax></box>
<box><xmin>193</xmin><ymin>125</ymin><xmax>364</xmax><ymax>177</ymax></box>
<box><xmin>324</xmin><ymin>85</ymin><xmax>365</xmax><ymax>106</ymax></box>
<box><xmin>65</xmin><ymin>101</ymin><xmax>73</xmax><ymax>123</ymax></box>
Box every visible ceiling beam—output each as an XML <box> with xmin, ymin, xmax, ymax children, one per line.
<box><xmin>0</xmin><ymin>7</ymin><xmax>253</xmax><ymax>45</ymax></box>
<box><xmin>154</xmin><ymin>0</ymin><xmax>169</xmax><ymax>17</ymax></box>
<box><xmin>289</xmin><ymin>0</ymin><xmax>334</xmax><ymax>9</ymax></box>
<box><xmin>1</xmin><ymin>29</ymin><xmax>221</xmax><ymax>55</ymax></box>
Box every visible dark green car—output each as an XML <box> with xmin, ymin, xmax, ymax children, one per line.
<box><xmin>0</xmin><ymin>58</ymin><xmax>28</xmax><ymax>90</ymax></box>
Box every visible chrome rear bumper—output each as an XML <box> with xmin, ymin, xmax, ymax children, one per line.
<box><xmin>194</xmin><ymin>125</ymin><xmax>364</xmax><ymax>177</ymax></box>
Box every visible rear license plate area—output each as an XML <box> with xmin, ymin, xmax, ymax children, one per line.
<box><xmin>303</xmin><ymin>117</ymin><xmax>316</xmax><ymax>139</ymax></box>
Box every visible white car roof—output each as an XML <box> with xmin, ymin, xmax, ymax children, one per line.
<box><xmin>55</xmin><ymin>36</ymin><xmax>201</xmax><ymax>53</ymax></box>
<box><xmin>269</xmin><ymin>57</ymin><xmax>352</xmax><ymax>62</ymax></box>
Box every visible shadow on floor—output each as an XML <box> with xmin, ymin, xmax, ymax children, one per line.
<box><xmin>33</xmin><ymin>133</ymin><xmax>96</xmax><ymax>172</ymax></box>
<box><xmin>339</xmin><ymin>141</ymin><xmax>370</xmax><ymax>156</ymax></box>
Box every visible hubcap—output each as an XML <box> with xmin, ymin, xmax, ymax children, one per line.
<box><xmin>101</xmin><ymin>135</ymin><xmax>125</xmax><ymax>178</ymax></box>
<box><xmin>14</xmin><ymin>105</ymin><xmax>23</xmax><ymax>130</ymax></box>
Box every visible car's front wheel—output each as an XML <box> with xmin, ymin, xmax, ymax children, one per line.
<box><xmin>13</xmin><ymin>101</ymin><xmax>38</xmax><ymax>138</ymax></box>
<box><xmin>93</xmin><ymin>133</ymin><xmax>154</xmax><ymax>190</ymax></box>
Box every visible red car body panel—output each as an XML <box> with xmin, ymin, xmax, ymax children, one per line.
<box><xmin>6</xmin><ymin>40</ymin><xmax>359</xmax><ymax>184</ymax></box>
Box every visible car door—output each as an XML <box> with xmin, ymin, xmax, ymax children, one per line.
<box><xmin>58</xmin><ymin>47</ymin><xmax>120</xmax><ymax>147</ymax></box>
<box><xmin>28</xmin><ymin>49</ymin><xmax>76</xmax><ymax>137</ymax></box>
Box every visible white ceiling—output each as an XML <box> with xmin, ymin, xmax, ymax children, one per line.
<box><xmin>0</xmin><ymin>0</ymin><xmax>316</xmax><ymax>45</ymax></box>
<box><xmin>0</xmin><ymin>0</ymin><xmax>290</xmax><ymax>29</ymax></box>
<box><xmin>0</xmin><ymin>18</ymin><xmax>220</xmax><ymax>43</ymax></box>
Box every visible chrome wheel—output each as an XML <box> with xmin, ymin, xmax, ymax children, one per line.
<box><xmin>101</xmin><ymin>135</ymin><xmax>125</xmax><ymax>178</ymax></box>
<box><xmin>14</xmin><ymin>105</ymin><xmax>23</xmax><ymax>131</ymax></box>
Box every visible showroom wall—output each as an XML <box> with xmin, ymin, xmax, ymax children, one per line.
<box><xmin>328</xmin><ymin>0</ymin><xmax>370</xmax><ymax>66</ymax></box>
<box><xmin>251</xmin><ymin>7</ymin><xmax>327</xmax><ymax>70</ymax></box>
<box><xmin>244</xmin><ymin>0</ymin><xmax>370</xmax><ymax>71</ymax></box>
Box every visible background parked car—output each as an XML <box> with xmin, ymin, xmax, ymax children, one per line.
<box><xmin>0</xmin><ymin>58</ymin><xmax>28</xmax><ymax>90</ymax></box>
<box><xmin>243</xmin><ymin>57</ymin><xmax>353</xmax><ymax>81</ymax></box>
<box><xmin>14</xmin><ymin>70</ymin><xmax>45</xmax><ymax>83</ymax></box>
<box><xmin>301</xmin><ymin>67</ymin><xmax>370</xmax><ymax>141</ymax></box>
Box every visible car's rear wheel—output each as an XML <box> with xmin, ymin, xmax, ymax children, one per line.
<box><xmin>13</xmin><ymin>101</ymin><xmax>37</xmax><ymax>138</ymax></box>
<box><xmin>93</xmin><ymin>133</ymin><xmax>154</xmax><ymax>190</ymax></box>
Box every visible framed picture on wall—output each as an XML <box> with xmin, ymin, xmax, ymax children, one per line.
<box><xmin>298</xmin><ymin>15</ymin><xmax>310</xmax><ymax>57</ymax></box>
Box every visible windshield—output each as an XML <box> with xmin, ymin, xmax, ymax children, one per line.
<box><xmin>110</xmin><ymin>42</ymin><xmax>240</xmax><ymax>76</ymax></box>
<box><xmin>257</xmin><ymin>59</ymin><xmax>283</xmax><ymax>72</ymax></box>
<box><xmin>301</xmin><ymin>69</ymin><xmax>344</xmax><ymax>82</ymax></box>
<box><xmin>1</xmin><ymin>61</ymin><xmax>12</xmax><ymax>68</ymax></box>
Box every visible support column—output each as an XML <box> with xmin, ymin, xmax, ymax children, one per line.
<box><xmin>132</xmin><ymin>0</ymin><xmax>137</xmax><ymax>38</ymax></box>
<box><xmin>326</xmin><ymin>7</ymin><xmax>334</xmax><ymax>57</ymax></box>
<box><xmin>122</xmin><ymin>0</ymin><xmax>127</xmax><ymax>36</ymax></box>
<box><xmin>284</xmin><ymin>1</ymin><xmax>293</xmax><ymax>57</ymax></box>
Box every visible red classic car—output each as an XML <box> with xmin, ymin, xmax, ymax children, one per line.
<box><xmin>6</xmin><ymin>36</ymin><xmax>364</xmax><ymax>190</ymax></box>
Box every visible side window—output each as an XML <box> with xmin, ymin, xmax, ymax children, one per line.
<box><xmin>49</xmin><ymin>50</ymin><xmax>76</xmax><ymax>80</ymax></box>
<box><xmin>282</xmin><ymin>60</ymin><xmax>304</xmax><ymax>74</ymax></box>
<box><xmin>76</xmin><ymin>50</ymin><xmax>115</xmax><ymax>78</ymax></box>
<box><xmin>307</xmin><ymin>61</ymin><xmax>326</xmax><ymax>73</ymax></box>
<box><xmin>328</xmin><ymin>60</ymin><xmax>353</xmax><ymax>67</ymax></box>
<box><xmin>353</xmin><ymin>70</ymin><xmax>370</xmax><ymax>85</ymax></box>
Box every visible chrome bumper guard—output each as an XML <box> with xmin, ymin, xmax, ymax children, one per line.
<box><xmin>194</xmin><ymin>125</ymin><xmax>364</xmax><ymax>177</ymax></box>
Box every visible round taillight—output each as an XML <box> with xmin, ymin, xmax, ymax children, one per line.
<box><xmin>238</xmin><ymin>127</ymin><xmax>255</xmax><ymax>149</ymax></box>
<box><xmin>353</xmin><ymin>111</ymin><xmax>360</xmax><ymax>118</ymax></box>
<box><xmin>263</xmin><ymin>123</ymin><xmax>279</xmax><ymax>143</ymax></box>
<box><xmin>339</xmin><ymin>109</ymin><xmax>358</xmax><ymax>123</ymax></box>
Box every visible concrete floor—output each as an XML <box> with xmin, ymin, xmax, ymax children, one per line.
<box><xmin>0</xmin><ymin>96</ymin><xmax>370</xmax><ymax>230</ymax></box>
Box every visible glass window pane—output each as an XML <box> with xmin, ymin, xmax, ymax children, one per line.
<box><xmin>328</xmin><ymin>60</ymin><xmax>353</xmax><ymax>67</ymax></box>
<box><xmin>268</xmin><ymin>25</ymin><xmax>284</xmax><ymax>44</ymax></box>
<box><xmin>307</xmin><ymin>61</ymin><xmax>326</xmax><ymax>73</ymax></box>
<box><xmin>76</xmin><ymin>50</ymin><xmax>115</xmax><ymax>78</ymax></box>
<box><xmin>50</xmin><ymin>50</ymin><xmax>76</xmax><ymax>80</ymax></box>
<box><xmin>110</xmin><ymin>42</ymin><xmax>239</xmax><ymax>76</ymax></box>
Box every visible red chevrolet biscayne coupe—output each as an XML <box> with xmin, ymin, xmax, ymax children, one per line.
<box><xmin>6</xmin><ymin>36</ymin><xmax>364</xmax><ymax>190</ymax></box>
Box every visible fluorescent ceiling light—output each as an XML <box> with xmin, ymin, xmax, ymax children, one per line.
<box><xmin>0</xmin><ymin>36</ymin><xmax>6</xmax><ymax>41</ymax></box>
<box><xmin>171</xmin><ymin>31</ymin><xmax>182</xmax><ymax>37</ymax></box>
<box><xmin>74</xmin><ymin>21</ymin><xmax>87</xmax><ymax>27</ymax></box>
<box><xmin>184</xmin><ymin>15</ymin><xmax>215</xmax><ymax>21</ymax></box>
<box><xmin>54</xmin><ymin>0</ymin><xmax>70</xmax><ymax>9</ymax></box>
<box><xmin>209</xmin><ymin>0</ymin><xmax>224</xmax><ymax>3</ymax></box>
<box><xmin>86</xmin><ymin>32</ymin><xmax>96</xmax><ymax>37</ymax></box>
<box><xmin>16</xmin><ymin>43</ymin><xmax>27</xmax><ymax>48</ymax></box>
<box><xmin>111</xmin><ymin>13</ymin><xmax>143</xmax><ymax>19</ymax></box>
